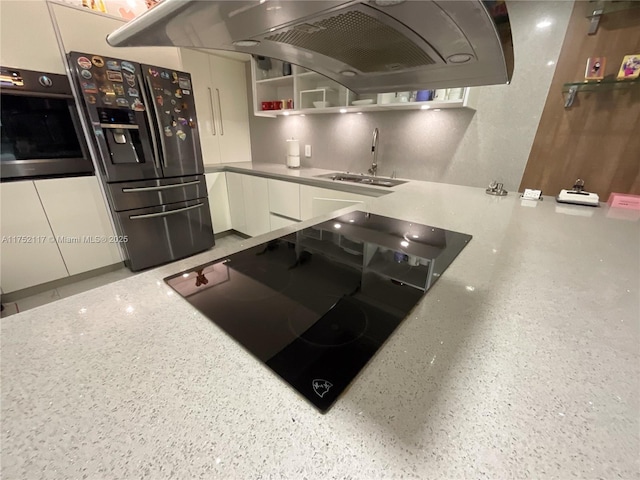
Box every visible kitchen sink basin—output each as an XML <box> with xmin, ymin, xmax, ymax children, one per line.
<box><xmin>315</xmin><ymin>172</ymin><xmax>407</xmax><ymax>187</ymax></box>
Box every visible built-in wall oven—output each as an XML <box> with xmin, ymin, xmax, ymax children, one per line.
<box><xmin>0</xmin><ymin>66</ymin><xmax>93</xmax><ymax>181</ymax></box>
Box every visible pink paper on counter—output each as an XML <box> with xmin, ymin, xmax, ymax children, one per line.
<box><xmin>607</xmin><ymin>193</ymin><xmax>640</xmax><ymax>211</ymax></box>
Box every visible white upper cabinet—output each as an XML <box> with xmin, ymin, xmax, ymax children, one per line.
<box><xmin>181</xmin><ymin>48</ymin><xmax>222</xmax><ymax>165</ymax></box>
<box><xmin>0</xmin><ymin>0</ymin><xmax>65</xmax><ymax>73</ymax></box>
<box><xmin>180</xmin><ymin>48</ymin><xmax>252</xmax><ymax>165</ymax></box>
<box><xmin>50</xmin><ymin>2</ymin><xmax>181</xmax><ymax>69</ymax></box>
<box><xmin>209</xmin><ymin>54</ymin><xmax>252</xmax><ymax>164</ymax></box>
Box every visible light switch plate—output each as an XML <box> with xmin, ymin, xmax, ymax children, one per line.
<box><xmin>305</xmin><ymin>145</ymin><xmax>311</xmax><ymax>157</ymax></box>
<box><xmin>522</xmin><ymin>188</ymin><xmax>542</xmax><ymax>200</ymax></box>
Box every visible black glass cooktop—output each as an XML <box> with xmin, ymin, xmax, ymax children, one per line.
<box><xmin>165</xmin><ymin>212</ymin><xmax>471</xmax><ymax>412</ymax></box>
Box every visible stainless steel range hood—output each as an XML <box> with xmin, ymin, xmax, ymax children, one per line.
<box><xmin>107</xmin><ymin>0</ymin><xmax>514</xmax><ymax>94</ymax></box>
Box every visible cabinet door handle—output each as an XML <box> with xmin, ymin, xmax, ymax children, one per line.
<box><xmin>144</xmin><ymin>75</ymin><xmax>168</xmax><ymax>168</ymax></box>
<box><xmin>215</xmin><ymin>88</ymin><xmax>224</xmax><ymax>136</ymax></box>
<box><xmin>207</xmin><ymin>87</ymin><xmax>217</xmax><ymax>136</ymax></box>
<box><xmin>137</xmin><ymin>74</ymin><xmax>162</xmax><ymax>168</ymax></box>
<box><xmin>122</xmin><ymin>179</ymin><xmax>201</xmax><ymax>193</ymax></box>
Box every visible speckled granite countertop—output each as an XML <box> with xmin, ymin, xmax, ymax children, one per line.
<box><xmin>2</xmin><ymin>165</ymin><xmax>639</xmax><ymax>479</ymax></box>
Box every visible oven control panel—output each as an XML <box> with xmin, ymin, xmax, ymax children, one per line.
<box><xmin>0</xmin><ymin>66</ymin><xmax>72</xmax><ymax>96</ymax></box>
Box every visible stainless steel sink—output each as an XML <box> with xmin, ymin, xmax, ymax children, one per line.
<box><xmin>315</xmin><ymin>172</ymin><xmax>407</xmax><ymax>187</ymax></box>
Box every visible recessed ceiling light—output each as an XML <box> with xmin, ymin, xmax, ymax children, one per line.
<box><xmin>334</xmin><ymin>223</ymin><xmax>341</xmax><ymax>229</ymax></box>
<box><xmin>536</xmin><ymin>19</ymin><xmax>552</xmax><ymax>28</ymax></box>
<box><xmin>547</xmin><ymin>60</ymin><xmax>555</xmax><ymax>66</ymax></box>
<box><xmin>433</xmin><ymin>108</ymin><xmax>441</xmax><ymax>112</ymax></box>
<box><xmin>412</xmin><ymin>234</ymin><xmax>419</xmax><ymax>239</ymax></box>
<box><xmin>182</xmin><ymin>273</ymin><xmax>189</xmax><ymax>278</ymax></box>
<box><xmin>282</xmin><ymin>111</ymin><xmax>289</xmax><ymax>116</ymax></box>
<box><xmin>341</xmin><ymin>70</ymin><xmax>357</xmax><ymax>77</ymax></box>
<box><xmin>265</xmin><ymin>5</ymin><xmax>281</xmax><ymax>10</ymax></box>
<box><xmin>232</xmin><ymin>40</ymin><xmax>260</xmax><ymax>47</ymax></box>
<box><xmin>356</xmin><ymin>112</ymin><xmax>363</xmax><ymax>115</ymax></box>
<box><xmin>339</xmin><ymin>108</ymin><xmax>347</xmax><ymax>113</ymax></box>
<box><xmin>299</xmin><ymin>114</ymin><xmax>305</xmax><ymax>117</ymax></box>
<box><xmin>400</xmin><ymin>240</ymin><xmax>409</xmax><ymax>247</ymax></box>
<box><xmin>421</xmin><ymin>105</ymin><xmax>430</xmax><ymax>110</ymax></box>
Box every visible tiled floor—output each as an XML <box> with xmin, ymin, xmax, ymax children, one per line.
<box><xmin>1</xmin><ymin>234</ymin><xmax>244</xmax><ymax>318</ymax></box>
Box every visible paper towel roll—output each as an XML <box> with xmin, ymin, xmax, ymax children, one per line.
<box><xmin>287</xmin><ymin>155</ymin><xmax>300</xmax><ymax>168</ymax></box>
<box><xmin>286</xmin><ymin>138</ymin><xmax>300</xmax><ymax>156</ymax></box>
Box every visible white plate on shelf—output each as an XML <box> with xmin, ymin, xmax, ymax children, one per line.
<box><xmin>351</xmin><ymin>99</ymin><xmax>375</xmax><ymax>106</ymax></box>
<box><xmin>313</xmin><ymin>101</ymin><xmax>331</xmax><ymax>108</ymax></box>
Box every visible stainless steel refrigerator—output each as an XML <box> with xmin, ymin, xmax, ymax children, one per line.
<box><xmin>68</xmin><ymin>51</ymin><xmax>214</xmax><ymax>271</ymax></box>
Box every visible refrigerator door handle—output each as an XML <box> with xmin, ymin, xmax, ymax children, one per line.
<box><xmin>143</xmin><ymin>75</ymin><xmax>168</xmax><ymax>168</ymax></box>
<box><xmin>207</xmin><ymin>87</ymin><xmax>217</xmax><ymax>136</ymax></box>
<box><xmin>129</xmin><ymin>202</ymin><xmax>204</xmax><ymax>220</ymax></box>
<box><xmin>121</xmin><ymin>179</ymin><xmax>201</xmax><ymax>193</ymax></box>
<box><xmin>137</xmin><ymin>74</ymin><xmax>162</xmax><ymax>169</ymax></box>
<box><xmin>215</xmin><ymin>88</ymin><xmax>224</xmax><ymax>136</ymax></box>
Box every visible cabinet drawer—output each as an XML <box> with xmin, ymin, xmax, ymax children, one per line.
<box><xmin>270</xmin><ymin>213</ymin><xmax>299</xmax><ymax>231</ymax></box>
<box><xmin>268</xmin><ymin>179</ymin><xmax>301</xmax><ymax>220</ymax></box>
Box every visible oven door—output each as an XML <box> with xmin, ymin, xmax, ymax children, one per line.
<box><xmin>0</xmin><ymin>92</ymin><xmax>93</xmax><ymax>180</ymax></box>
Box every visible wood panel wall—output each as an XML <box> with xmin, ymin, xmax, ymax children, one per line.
<box><xmin>519</xmin><ymin>2</ymin><xmax>640</xmax><ymax>199</ymax></box>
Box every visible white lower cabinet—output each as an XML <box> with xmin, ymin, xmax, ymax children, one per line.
<box><xmin>0</xmin><ymin>177</ymin><xmax>123</xmax><ymax>294</ymax></box>
<box><xmin>242</xmin><ymin>175</ymin><xmax>271</xmax><ymax>237</ymax></box>
<box><xmin>226</xmin><ymin>172</ymin><xmax>247</xmax><ymax>234</ymax></box>
<box><xmin>226</xmin><ymin>172</ymin><xmax>270</xmax><ymax>237</ymax></box>
<box><xmin>225</xmin><ymin>173</ymin><xmax>373</xmax><ymax>237</ymax></box>
<box><xmin>204</xmin><ymin>173</ymin><xmax>232</xmax><ymax>233</ymax></box>
<box><xmin>300</xmin><ymin>185</ymin><xmax>370</xmax><ymax>220</ymax></box>
<box><xmin>34</xmin><ymin>177</ymin><xmax>122</xmax><ymax>276</ymax></box>
<box><xmin>269</xmin><ymin>213</ymin><xmax>299</xmax><ymax>231</ymax></box>
<box><xmin>0</xmin><ymin>181</ymin><xmax>69</xmax><ymax>293</ymax></box>
<box><xmin>268</xmin><ymin>179</ymin><xmax>301</xmax><ymax>220</ymax></box>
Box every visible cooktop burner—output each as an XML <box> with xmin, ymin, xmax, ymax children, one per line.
<box><xmin>289</xmin><ymin>295</ymin><xmax>369</xmax><ymax>347</ymax></box>
<box><xmin>165</xmin><ymin>211</ymin><xmax>471</xmax><ymax>412</ymax></box>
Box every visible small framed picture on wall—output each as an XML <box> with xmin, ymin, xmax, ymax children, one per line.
<box><xmin>616</xmin><ymin>55</ymin><xmax>640</xmax><ymax>80</ymax></box>
<box><xmin>584</xmin><ymin>57</ymin><xmax>606</xmax><ymax>80</ymax></box>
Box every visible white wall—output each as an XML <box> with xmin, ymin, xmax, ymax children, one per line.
<box><xmin>246</xmin><ymin>1</ymin><xmax>575</xmax><ymax>191</ymax></box>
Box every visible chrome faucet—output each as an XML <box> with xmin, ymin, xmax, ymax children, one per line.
<box><xmin>368</xmin><ymin>128</ymin><xmax>379</xmax><ymax>176</ymax></box>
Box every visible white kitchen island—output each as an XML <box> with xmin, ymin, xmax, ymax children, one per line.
<box><xmin>2</xmin><ymin>167</ymin><xmax>638</xmax><ymax>479</ymax></box>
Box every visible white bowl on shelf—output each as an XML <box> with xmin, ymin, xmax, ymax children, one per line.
<box><xmin>313</xmin><ymin>101</ymin><xmax>331</xmax><ymax>108</ymax></box>
<box><xmin>351</xmin><ymin>99</ymin><xmax>374</xmax><ymax>106</ymax></box>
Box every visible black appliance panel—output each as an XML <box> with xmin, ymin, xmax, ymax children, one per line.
<box><xmin>116</xmin><ymin>197</ymin><xmax>215</xmax><ymax>271</ymax></box>
<box><xmin>142</xmin><ymin>65</ymin><xmax>203</xmax><ymax>178</ymax></box>
<box><xmin>107</xmin><ymin>174</ymin><xmax>208</xmax><ymax>211</ymax></box>
<box><xmin>68</xmin><ymin>52</ymin><xmax>161</xmax><ymax>182</ymax></box>
<box><xmin>165</xmin><ymin>212</ymin><xmax>472</xmax><ymax>412</ymax></box>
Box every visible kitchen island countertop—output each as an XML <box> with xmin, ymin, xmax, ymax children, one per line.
<box><xmin>2</xmin><ymin>164</ymin><xmax>639</xmax><ymax>479</ymax></box>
